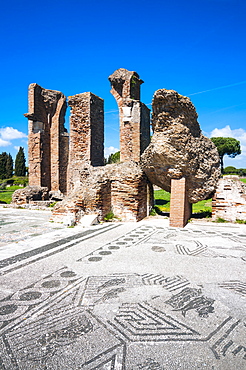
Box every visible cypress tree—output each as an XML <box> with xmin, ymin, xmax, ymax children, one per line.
<box><xmin>15</xmin><ymin>147</ymin><xmax>26</xmax><ymax>176</ymax></box>
<box><xmin>0</xmin><ymin>152</ymin><xmax>8</xmax><ymax>179</ymax></box>
<box><xmin>6</xmin><ymin>153</ymin><xmax>13</xmax><ymax>178</ymax></box>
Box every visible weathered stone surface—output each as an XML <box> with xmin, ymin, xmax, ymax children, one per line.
<box><xmin>212</xmin><ymin>176</ymin><xmax>246</xmax><ymax>221</ymax></box>
<box><xmin>25</xmin><ymin>83</ymin><xmax>69</xmax><ymax>193</ymax></box>
<box><xmin>109</xmin><ymin>68</ymin><xmax>150</xmax><ymax>162</ymax></box>
<box><xmin>67</xmin><ymin>92</ymin><xmax>104</xmax><ymax>192</ymax></box>
<box><xmin>49</xmin><ymin>190</ymin><xmax>64</xmax><ymax>201</ymax></box>
<box><xmin>141</xmin><ymin>89</ymin><xmax>221</xmax><ymax>203</ymax></box>
<box><xmin>51</xmin><ymin>162</ymin><xmax>153</xmax><ymax>223</ymax></box>
<box><xmin>12</xmin><ymin>186</ymin><xmax>49</xmax><ymax>205</ymax></box>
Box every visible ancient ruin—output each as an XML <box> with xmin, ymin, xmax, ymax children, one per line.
<box><xmin>14</xmin><ymin>69</ymin><xmax>223</xmax><ymax>227</ymax></box>
<box><xmin>141</xmin><ymin>89</ymin><xmax>221</xmax><ymax>226</ymax></box>
<box><xmin>24</xmin><ymin>83</ymin><xmax>69</xmax><ymax>194</ymax></box>
<box><xmin>109</xmin><ymin>68</ymin><xmax>150</xmax><ymax>162</ymax></box>
<box><xmin>51</xmin><ymin>162</ymin><xmax>153</xmax><ymax>223</ymax></box>
<box><xmin>212</xmin><ymin>176</ymin><xmax>246</xmax><ymax>222</ymax></box>
<box><xmin>67</xmin><ymin>92</ymin><xmax>104</xmax><ymax>192</ymax></box>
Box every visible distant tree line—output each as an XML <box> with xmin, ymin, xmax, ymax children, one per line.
<box><xmin>0</xmin><ymin>147</ymin><xmax>26</xmax><ymax>179</ymax></box>
<box><xmin>224</xmin><ymin>166</ymin><xmax>246</xmax><ymax>176</ymax></box>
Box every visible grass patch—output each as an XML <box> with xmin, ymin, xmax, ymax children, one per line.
<box><xmin>149</xmin><ymin>208</ymin><xmax>157</xmax><ymax>216</ymax></box>
<box><xmin>215</xmin><ymin>217</ymin><xmax>228</xmax><ymax>223</ymax></box>
<box><xmin>154</xmin><ymin>189</ymin><xmax>212</xmax><ymax>218</ymax></box>
<box><xmin>235</xmin><ymin>219</ymin><xmax>246</xmax><ymax>224</ymax></box>
<box><xmin>104</xmin><ymin>211</ymin><xmax>115</xmax><ymax>221</ymax></box>
<box><xmin>49</xmin><ymin>202</ymin><xmax>57</xmax><ymax>208</ymax></box>
<box><xmin>240</xmin><ymin>178</ymin><xmax>246</xmax><ymax>183</ymax></box>
<box><xmin>154</xmin><ymin>189</ymin><xmax>170</xmax><ymax>212</ymax></box>
<box><xmin>0</xmin><ymin>186</ymin><xmax>23</xmax><ymax>204</ymax></box>
<box><xmin>192</xmin><ymin>199</ymin><xmax>212</xmax><ymax>218</ymax></box>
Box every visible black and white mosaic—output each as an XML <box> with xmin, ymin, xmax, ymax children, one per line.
<box><xmin>0</xmin><ymin>223</ymin><xmax>245</xmax><ymax>368</ymax></box>
<box><xmin>0</xmin><ymin>269</ymin><xmax>245</xmax><ymax>368</ymax></box>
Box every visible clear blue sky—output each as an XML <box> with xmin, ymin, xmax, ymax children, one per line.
<box><xmin>0</xmin><ymin>0</ymin><xmax>245</xmax><ymax>168</ymax></box>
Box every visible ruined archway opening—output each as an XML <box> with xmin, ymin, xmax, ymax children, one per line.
<box><xmin>104</xmin><ymin>103</ymin><xmax>120</xmax><ymax>164</ymax></box>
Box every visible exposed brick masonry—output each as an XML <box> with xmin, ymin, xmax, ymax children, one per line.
<box><xmin>51</xmin><ymin>162</ymin><xmax>153</xmax><ymax>223</ymax></box>
<box><xmin>212</xmin><ymin>176</ymin><xmax>246</xmax><ymax>222</ymax></box>
<box><xmin>22</xmin><ymin>69</ymin><xmax>222</xmax><ymax>227</ymax></box>
<box><xmin>109</xmin><ymin>68</ymin><xmax>150</xmax><ymax>162</ymax></box>
<box><xmin>67</xmin><ymin>92</ymin><xmax>104</xmax><ymax>191</ymax></box>
<box><xmin>25</xmin><ymin>84</ymin><xmax>68</xmax><ymax>193</ymax></box>
<box><xmin>169</xmin><ymin>178</ymin><xmax>191</xmax><ymax>227</ymax></box>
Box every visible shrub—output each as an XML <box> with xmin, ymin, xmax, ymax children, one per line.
<box><xmin>104</xmin><ymin>211</ymin><xmax>115</xmax><ymax>221</ymax></box>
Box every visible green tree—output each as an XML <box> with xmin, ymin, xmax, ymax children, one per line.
<box><xmin>106</xmin><ymin>151</ymin><xmax>120</xmax><ymax>164</ymax></box>
<box><xmin>224</xmin><ymin>166</ymin><xmax>238</xmax><ymax>174</ymax></box>
<box><xmin>238</xmin><ymin>168</ymin><xmax>246</xmax><ymax>177</ymax></box>
<box><xmin>6</xmin><ymin>154</ymin><xmax>13</xmax><ymax>178</ymax></box>
<box><xmin>211</xmin><ymin>137</ymin><xmax>241</xmax><ymax>174</ymax></box>
<box><xmin>0</xmin><ymin>152</ymin><xmax>8</xmax><ymax>179</ymax></box>
<box><xmin>15</xmin><ymin>147</ymin><xmax>26</xmax><ymax>176</ymax></box>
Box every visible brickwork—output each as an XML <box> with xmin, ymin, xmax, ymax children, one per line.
<box><xmin>109</xmin><ymin>68</ymin><xmax>150</xmax><ymax>162</ymax></box>
<box><xmin>23</xmin><ymin>71</ymin><xmax>213</xmax><ymax>228</ymax></box>
<box><xmin>51</xmin><ymin>162</ymin><xmax>153</xmax><ymax>223</ymax></box>
<box><xmin>169</xmin><ymin>178</ymin><xmax>191</xmax><ymax>227</ymax></box>
<box><xmin>25</xmin><ymin>83</ymin><xmax>68</xmax><ymax>193</ymax></box>
<box><xmin>110</xmin><ymin>163</ymin><xmax>153</xmax><ymax>222</ymax></box>
<box><xmin>67</xmin><ymin>92</ymin><xmax>104</xmax><ymax>191</ymax></box>
<box><xmin>212</xmin><ymin>176</ymin><xmax>246</xmax><ymax>222</ymax></box>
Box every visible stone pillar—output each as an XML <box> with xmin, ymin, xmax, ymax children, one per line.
<box><xmin>67</xmin><ymin>92</ymin><xmax>104</xmax><ymax>191</ymax></box>
<box><xmin>169</xmin><ymin>177</ymin><xmax>191</xmax><ymax>227</ymax></box>
<box><xmin>109</xmin><ymin>68</ymin><xmax>150</xmax><ymax>162</ymax></box>
<box><xmin>25</xmin><ymin>83</ymin><xmax>68</xmax><ymax>193</ymax></box>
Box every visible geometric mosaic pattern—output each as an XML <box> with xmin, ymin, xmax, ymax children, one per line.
<box><xmin>0</xmin><ymin>223</ymin><xmax>245</xmax><ymax>368</ymax></box>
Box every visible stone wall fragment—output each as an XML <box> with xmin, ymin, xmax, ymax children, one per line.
<box><xmin>109</xmin><ymin>68</ymin><xmax>150</xmax><ymax>162</ymax></box>
<box><xmin>212</xmin><ymin>176</ymin><xmax>246</xmax><ymax>222</ymax></box>
<box><xmin>24</xmin><ymin>83</ymin><xmax>68</xmax><ymax>193</ymax></box>
<box><xmin>141</xmin><ymin>89</ymin><xmax>221</xmax><ymax>204</ymax></box>
<box><xmin>67</xmin><ymin>92</ymin><xmax>104</xmax><ymax>191</ymax></box>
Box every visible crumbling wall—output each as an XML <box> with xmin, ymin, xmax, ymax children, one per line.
<box><xmin>109</xmin><ymin>68</ymin><xmax>150</xmax><ymax>162</ymax></box>
<box><xmin>67</xmin><ymin>92</ymin><xmax>104</xmax><ymax>191</ymax></box>
<box><xmin>51</xmin><ymin>162</ymin><xmax>153</xmax><ymax>223</ymax></box>
<box><xmin>110</xmin><ymin>162</ymin><xmax>153</xmax><ymax>222</ymax></box>
<box><xmin>24</xmin><ymin>83</ymin><xmax>69</xmax><ymax>193</ymax></box>
<box><xmin>212</xmin><ymin>176</ymin><xmax>246</xmax><ymax>222</ymax></box>
<box><xmin>141</xmin><ymin>89</ymin><xmax>221</xmax><ymax>203</ymax></box>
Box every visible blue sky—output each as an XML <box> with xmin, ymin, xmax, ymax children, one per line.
<box><xmin>0</xmin><ymin>0</ymin><xmax>245</xmax><ymax>168</ymax></box>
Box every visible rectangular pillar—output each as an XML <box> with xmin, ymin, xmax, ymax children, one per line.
<box><xmin>25</xmin><ymin>83</ymin><xmax>67</xmax><ymax>193</ymax></box>
<box><xmin>169</xmin><ymin>177</ymin><xmax>191</xmax><ymax>227</ymax></box>
<box><xmin>67</xmin><ymin>92</ymin><xmax>104</xmax><ymax>191</ymax></box>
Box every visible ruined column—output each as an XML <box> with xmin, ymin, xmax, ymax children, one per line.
<box><xmin>109</xmin><ymin>68</ymin><xmax>150</xmax><ymax>162</ymax></box>
<box><xmin>169</xmin><ymin>178</ymin><xmax>192</xmax><ymax>227</ymax></box>
<box><xmin>67</xmin><ymin>92</ymin><xmax>104</xmax><ymax>191</ymax></box>
<box><xmin>24</xmin><ymin>83</ymin><xmax>69</xmax><ymax>193</ymax></box>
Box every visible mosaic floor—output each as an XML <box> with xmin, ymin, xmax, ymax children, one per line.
<box><xmin>0</xmin><ymin>212</ymin><xmax>245</xmax><ymax>369</ymax></box>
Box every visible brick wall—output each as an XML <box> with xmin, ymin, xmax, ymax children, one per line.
<box><xmin>67</xmin><ymin>92</ymin><xmax>104</xmax><ymax>191</ymax></box>
<box><xmin>110</xmin><ymin>163</ymin><xmax>152</xmax><ymax>222</ymax></box>
<box><xmin>25</xmin><ymin>83</ymin><xmax>68</xmax><ymax>192</ymax></box>
<box><xmin>212</xmin><ymin>176</ymin><xmax>246</xmax><ymax>221</ymax></box>
<box><xmin>109</xmin><ymin>68</ymin><xmax>150</xmax><ymax>163</ymax></box>
<box><xmin>169</xmin><ymin>178</ymin><xmax>191</xmax><ymax>227</ymax></box>
<box><xmin>51</xmin><ymin>162</ymin><xmax>153</xmax><ymax>223</ymax></box>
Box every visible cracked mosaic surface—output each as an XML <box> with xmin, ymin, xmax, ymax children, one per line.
<box><xmin>0</xmin><ymin>222</ymin><xmax>245</xmax><ymax>368</ymax></box>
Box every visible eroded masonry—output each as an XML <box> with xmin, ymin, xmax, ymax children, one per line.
<box><xmin>20</xmin><ymin>68</ymin><xmax>222</xmax><ymax>227</ymax></box>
